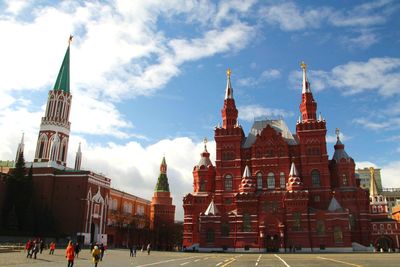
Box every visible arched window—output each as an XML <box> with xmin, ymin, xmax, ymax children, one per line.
<box><xmin>316</xmin><ymin>220</ymin><xmax>325</xmax><ymax>235</ymax></box>
<box><xmin>206</xmin><ymin>229</ymin><xmax>215</xmax><ymax>243</ymax></box>
<box><xmin>267</xmin><ymin>172</ymin><xmax>275</xmax><ymax>189</ymax></box>
<box><xmin>221</xmin><ymin>223</ymin><xmax>230</xmax><ymax>237</ymax></box>
<box><xmin>293</xmin><ymin>212</ymin><xmax>301</xmax><ymax>231</ymax></box>
<box><xmin>280</xmin><ymin>172</ymin><xmax>285</xmax><ymax>189</ymax></box>
<box><xmin>225</xmin><ymin>174</ymin><xmax>233</xmax><ymax>191</ymax></box>
<box><xmin>342</xmin><ymin>174</ymin><xmax>348</xmax><ymax>186</ymax></box>
<box><xmin>311</xmin><ymin>170</ymin><xmax>321</xmax><ymax>187</ymax></box>
<box><xmin>200</xmin><ymin>179</ymin><xmax>206</xmax><ymax>192</ymax></box>
<box><xmin>333</xmin><ymin>226</ymin><xmax>343</xmax><ymax>243</ymax></box>
<box><xmin>243</xmin><ymin>213</ymin><xmax>251</xmax><ymax>232</ymax></box>
<box><xmin>256</xmin><ymin>172</ymin><xmax>263</xmax><ymax>190</ymax></box>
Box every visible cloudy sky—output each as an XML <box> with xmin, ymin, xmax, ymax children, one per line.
<box><xmin>0</xmin><ymin>0</ymin><xmax>399</xmax><ymax>220</ymax></box>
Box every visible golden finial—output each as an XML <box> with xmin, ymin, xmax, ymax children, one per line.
<box><xmin>369</xmin><ymin>167</ymin><xmax>374</xmax><ymax>176</ymax></box>
<box><xmin>226</xmin><ymin>68</ymin><xmax>232</xmax><ymax>78</ymax></box>
<box><xmin>300</xmin><ymin>61</ymin><xmax>307</xmax><ymax>70</ymax></box>
<box><xmin>335</xmin><ymin>128</ymin><xmax>340</xmax><ymax>139</ymax></box>
<box><xmin>68</xmin><ymin>34</ymin><xmax>74</xmax><ymax>45</ymax></box>
<box><xmin>203</xmin><ymin>137</ymin><xmax>208</xmax><ymax>150</ymax></box>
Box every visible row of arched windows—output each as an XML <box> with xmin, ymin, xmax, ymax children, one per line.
<box><xmin>36</xmin><ymin>133</ymin><xmax>68</xmax><ymax>163</ymax></box>
<box><xmin>45</xmin><ymin>93</ymin><xmax>71</xmax><ymax>122</ymax></box>
<box><xmin>223</xmin><ymin>169</ymin><xmax>321</xmax><ymax>191</ymax></box>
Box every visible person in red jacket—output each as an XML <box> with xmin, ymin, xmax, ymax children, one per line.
<box><xmin>65</xmin><ymin>241</ymin><xmax>75</xmax><ymax>267</ymax></box>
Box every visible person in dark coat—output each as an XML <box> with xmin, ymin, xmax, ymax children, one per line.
<box><xmin>40</xmin><ymin>240</ymin><xmax>45</xmax><ymax>254</ymax></box>
<box><xmin>75</xmin><ymin>242</ymin><xmax>81</xmax><ymax>258</ymax></box>
<box><xmin>32</xmin><ymin>240</ymin><xmax>39</xmax><ymax>259</ymax></box>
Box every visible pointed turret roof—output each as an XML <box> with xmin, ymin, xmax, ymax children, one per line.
<box><xmin>197</xmin><ymin>138</ymin><xmax>213</xmax><ymax>167</ymax></box>
<box><xmin>53</xmin><ymin>35</ymin><xmax>72</xmax><ymax>93</ymax></box>
<box><xmin>328</xmin><ymin>196</ymin><xmax>343</xmax><ymax>212</ymax></box>
<box><xmin>225</xmin><ymin>68</ymin><xmax>233</xmax><ymax>99</ymax></box>
<box><xmin>154</xmin><ymin>156</ymin><xmax>170</xmax><ymax>192</ymax></box>
<box><xmin>287</xmin><ymin>162</ymin><xmax>303</xmax><ymax>191</ymax></box>
<box><xmin>204</xmin><ymin>198</ymin><xmax>219</xmax><ymax>215</ymax></box>
<box><xmin>239</xmin><ymin>165</ymin><xmax>255</xmax><ymax>193</ymax></box>
<box><xmin>301</xmin><ymin>61</ymin><xmax>311</xmax><ymax>94</ymax></box>
<box><xmin>289</xmin><ymin>162</ymin><xmax>299</xmax><ymax>177</ymax></box>
<box><xmin>333</xmin><ymin>128</ymin><xmax>351</xmax><ymax>162</ymax></box>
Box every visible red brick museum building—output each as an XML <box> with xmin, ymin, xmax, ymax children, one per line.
<box><xmin>183</xmin><ymin>65</ymin><xmax>400</xmax><ymax>252</ymax></box>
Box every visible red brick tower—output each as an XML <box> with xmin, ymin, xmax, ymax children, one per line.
<box><xmin>33</xmin><ymin>36</ymin><xmax>73</xmax><ymax>167</ymax></box>
<box><xmin>150</xmin><ymin>156</ymin><xmax>175</xmax><ymax>229</ymax></box>
<box><xmin>296</xmin><ymin>61</ymin><xmax>330</xmax><ymax>210</ymax></box>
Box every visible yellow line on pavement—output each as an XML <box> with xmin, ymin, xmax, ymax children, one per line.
<box><xmin>220</xmin><ymin>258</ymin><xmax>236</xmax><ymax>267</ymax></box>
<box><xmin>317</xmin><ymin>256</ymin><xmax>363</xmax><ymax>267</ymax></box>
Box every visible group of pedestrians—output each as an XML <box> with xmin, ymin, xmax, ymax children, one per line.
<box><xmin>66</xmin><ymin>241</ymin><xmax>106</xmax><ymax>267</ymax></box>
<box><xmin>129</xmin><ymin>243</ymin><xmax>151</xmax><ymax>258</ymax></box>
<box><xmin>24</xmin><ymin>239</ymin><xmax>46</xmax><ymax>259</ymax></box>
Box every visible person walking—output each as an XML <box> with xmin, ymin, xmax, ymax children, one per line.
<box><xmin>25</xmin><ymin>240</ymin><xmax>32</xmax><ymax>258</ymax></box>
<box><xmin>129</xmin><ymin>244</ymin><xmax>133</xmax><ymax>257</ymax></box>
<box><xmin>147</xmin><ymin>243</ymin><xmax>151</xmax><ymax>255</ymax></box>
<box><xmin>99</xmin><ymin>243</ymin><xmax>105</xmax><ymax>261</ymax></box>
<box><xmin>65</xmin><ymin>241</ymin><xmax>75</xmax><ymax>267</ymax></box>
<box><xmin>75</xmin><ymin>242</ymin><xmax>81</xmax><ymax>258</ymax></box>
<box><xmin>40</xmin><ymin>240</ymin><xmax>45</xmax><ymax>254</ymax></box>
<box><xmin>32</xmin><ymin>240</ymin><xmax>39</xmax><ymax>259</ymax></box>
<box><xmin>92</xmin><ymin>245</ymin><xmax>101</xmax><ymax>267</ymax></box>
<box><xmin>133</xmin><ymin>245</ymin><xmax>137</xmax><ymax>257</ymax></box>
<box><xmin>49</xmin><ymin>242</ymin><xmax>56</xmax><ymax>255</ymax></box>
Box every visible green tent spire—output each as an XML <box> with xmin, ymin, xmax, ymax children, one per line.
<box><xmin>154</xmin><ymin>156</ymin><xmax>170</xmax><ymax>192</ymax></box>
<box><xmin>53</xmin><ymin>36</ymin><xmax>72</xmax><ymax>93</ymax></box>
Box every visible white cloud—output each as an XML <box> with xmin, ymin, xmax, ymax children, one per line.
<box><xmin>238</xmin><ymin>68</ymin><xmax>280</xmax><ymax>87</ymax></box>
<box><xmin>340</xmin><ymin>30</ymin><xmax>379</xmax><ymax>49</ymax></box>
<box><xmin>261</xmin><ymin>2</ymin><xmax>327</xmax><ymax>31</ymax></box>
<box><xmin>381</xmin><ymin>161</ymin><xmax>400</xmax><ymax>188</ymax></box>
<box><xmin>261</xmin><ymin>1</ymin><xmax>395</xmax><ymax>31</ymax></box>
<box><xmin>238</xmin><ymin>104</ymin><xmax>293</xmax><ymax>122</ymax></box>
<box><xmin>290</xmin><ymin>57</ymin><xmax>400</xmax><ymax>96</ymax></box>
<box><xmin>4</xmin><ymin>0</ymin><xmax>32</xmax><ymax>15</ymax></box>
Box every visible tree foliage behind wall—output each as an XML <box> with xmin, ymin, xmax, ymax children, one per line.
<box><xmin>1</xmin><ymin>153</ymin><xmax>33</xmax><ymax>231</ymax></box>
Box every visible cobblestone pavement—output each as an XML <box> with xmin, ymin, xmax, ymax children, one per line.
<box><xmin>1</xmin><ymin>249</ymin><xmax>400</xmax><ymax>266</ymax></box>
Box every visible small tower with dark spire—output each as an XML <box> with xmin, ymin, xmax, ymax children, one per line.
<box><xmin>34</xmin><ymin>36</ymin><xmax>73</xmax><ymax>167</ymax></box>
<box><xmin>150</xmin><ymin>156</ymin><xmax>175</xmax><ymax>231</ymax></box>
<box><xmin>329</xmin><ymin>128</ymin><xmax>357</xmax><ymax>188</ymax></box>
<box><xmin>193</xmin><ymin>138</ymin><xmax>216</xmax><ymax>193</ymax></box>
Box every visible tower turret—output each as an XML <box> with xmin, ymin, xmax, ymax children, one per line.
<box><xmin>221</xmin><ymin>68</ymin><xmax>238</xmax><ymax>129</ymax></box>
<box><xmin>193</xmin><ymin>138</ymin><xmax>215</xmax><ymax>193</ymax></box>
<box><xmin>299</xmin><ymin>61</ymin><xmax>317</xmax><ymax>122</ymax></box>
<box><xmin>150</xmin><ymin>156</ymin><xmax>175</xmax><ymax>230</ymax></box>
<box><xmin>330</xmin><ymin>128</ymin><xmax>356</xmax><ymax>188</ymax></box>
<box><xmin>34</xmin><ymin>36</ymin><xmax>73</xmax><ymax>167</ymax></box>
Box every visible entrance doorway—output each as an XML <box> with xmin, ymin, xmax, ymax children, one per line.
<box><xmin>375</xmin><ymin>236</ymin><xmax>394</xmax><ymax>252</ymax></box>
<box><xmin>90</xmin><ymin>223</ymin><xmax>99</xmax><ymax>243</ymax></box>
<box><xmin>265</xmin><ymin>234</ymin><xmax>279</xmax><ymax>252</ymax></box>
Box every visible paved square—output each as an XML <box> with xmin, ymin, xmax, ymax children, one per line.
<box><xmin>1</xmin><ymin>249</ymin><xmax>400</xmax><ymax>266</ymax></box>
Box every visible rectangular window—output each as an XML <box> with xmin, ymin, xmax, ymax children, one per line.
<box><xmin>293</xmin><ymin>212</ymin><xmax>301</xmax><ymax>231</ymax></box>
<box><xmin>280</xmin><ymin>172</ymin><xmax>285</xmax><ymax>189</ymax></box>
